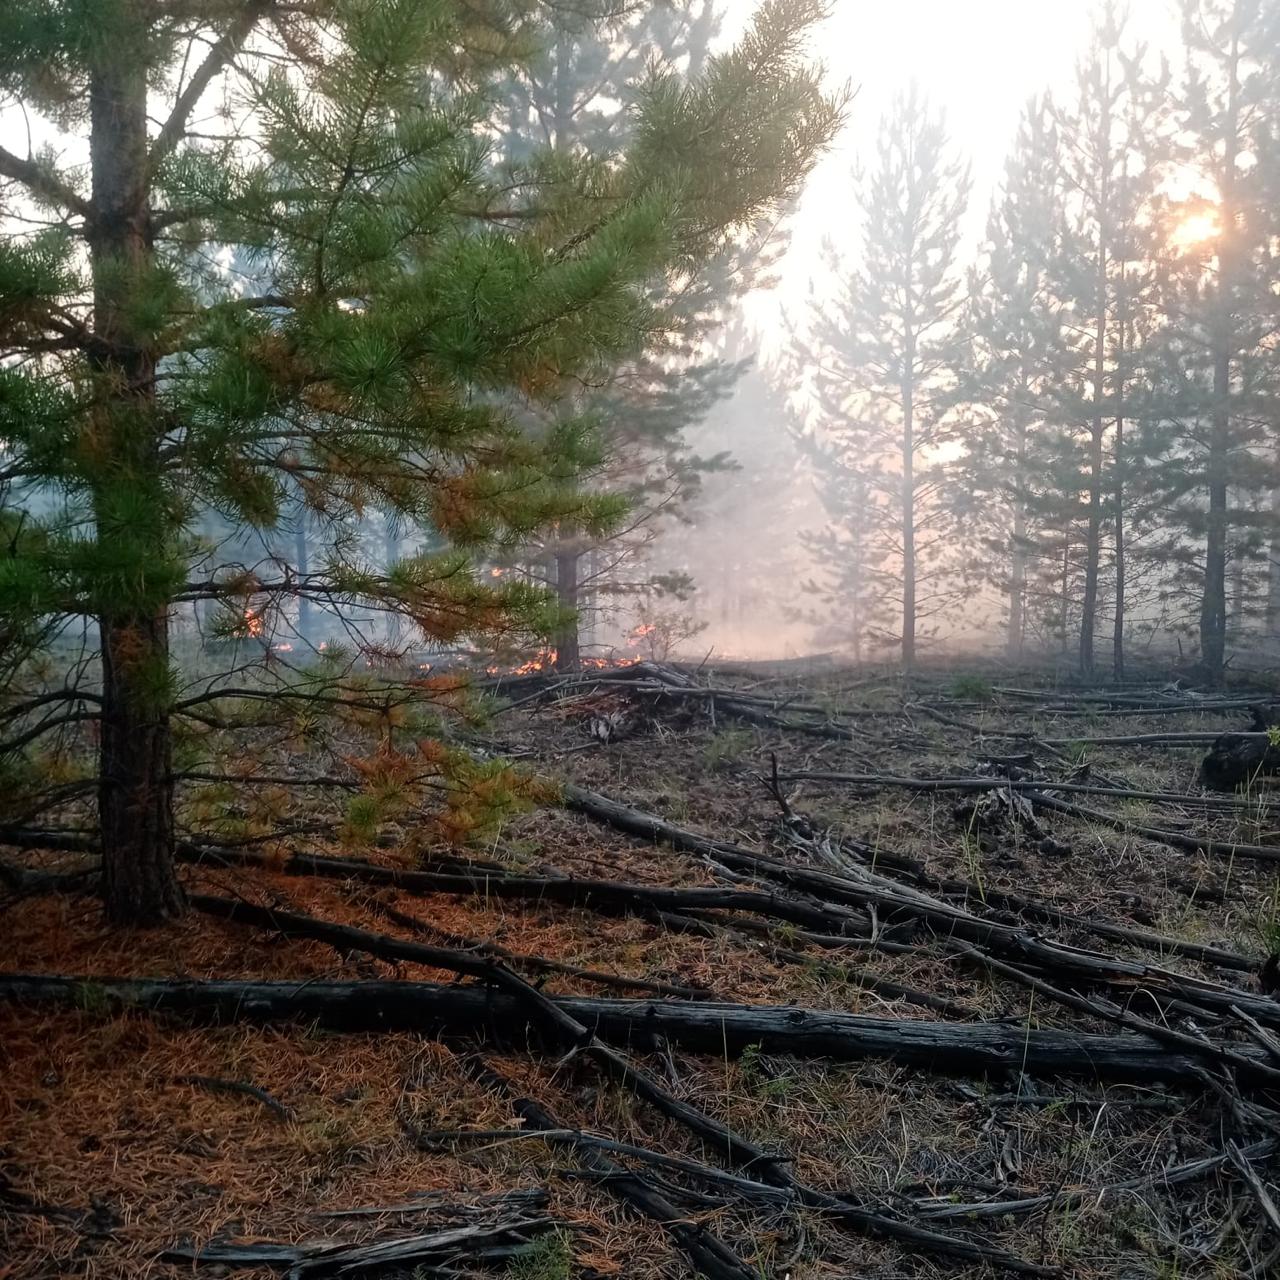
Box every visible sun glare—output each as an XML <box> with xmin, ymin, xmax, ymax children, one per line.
<box><xmin>1171</xmin><ymin>211</ymin><xmax>1221</xmax><ymax>251</ymax></box>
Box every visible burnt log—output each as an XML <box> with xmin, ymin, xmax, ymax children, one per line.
<box><xmin>3</xmin><ymin>974</ymin><xmax>1272</xmax><ymax>1087</ymax></box>
<box><xmin>1200</xmin><ymin>708</ymin><xmax>1280</xmax><ymax>791</ymax></box>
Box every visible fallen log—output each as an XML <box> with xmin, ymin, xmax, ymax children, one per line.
<box><xmin>1030</xmin><ymin>790</ymin><xmax>1280</xmax><ymax>867</ymax></box>
<box><xmin>374</xmin><ymin>903</ymin><xmax>717</xmax><ymax>1000</ymax></box>
<box><xmin>200</xmin><ymin>901</ymin><xmax>1047</xmax><ymax>1274</ymax></box>
<box><xmin>180</xmin><ymin>844</ymin><xmax>873</xmax><ymax>937</ymax></box>
<box><xmin>778</xmin><ymin>770</ymin><xmax>1273</xmax><ymax>812</ymax></box>
<box><xmin>770</xmin><ymin>777</ymin><xmax>1257</xmax><ymax>972</ymax></box>
<box><xmin>566</xmin><ymin>786</ymin><xmax>1280</xmax><ymax>1029</ymax></box>
<box><xmin>4</xmin><ymin>974</ymin><xmax>1272</xmax><ymax>1086</ymax></box>
<box><xmin>915</xmin><ymin>1137</ymin><xmax>1278</xmax><ymax>1222</ymax></box>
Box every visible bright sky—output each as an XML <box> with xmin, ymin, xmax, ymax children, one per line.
<box><xmin>718</xmin><ymin>0</ymin><xmax>1180</xmax><ymax>342</ymax></box>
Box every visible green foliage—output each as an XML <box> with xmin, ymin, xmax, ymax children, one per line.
<box><xmin>791</xmin><ymin>84</ymin><xmax>969</xmax><ymax>665</ymax></box>
<box><xmin>949</xmin><ymin>674</ymin><xmax>994</xmax><ymax>702</ymax></box>
<box><xmin>342</xmin><ymin>794</ymin><xmax>382</xmax><ymax>845</ymax></box>
<box><xmin>738</xmin><ymin>1042</ymin><xmax>794</xmax><ymax>1100</ymax></box>
<box><xmin>0</xmin><ymin>0</ymin><xmax>840</xmax><ymax>918</ymax></box>
<box><xmin>503</xmin><ymin>1231</ymin><xmax>574</xmax><ymax>1280</ymax></box>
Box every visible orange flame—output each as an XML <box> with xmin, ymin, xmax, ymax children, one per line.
<box><xmin>243</xmin><ymin>607</ymin><xmax>265</xmax><ymax>639</ymax></box>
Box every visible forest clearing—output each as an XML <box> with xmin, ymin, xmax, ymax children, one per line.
<box><xmin>6</xmin><ymin>657</ymin><xmax>1280</xmax><ymax>1278</ymax></box>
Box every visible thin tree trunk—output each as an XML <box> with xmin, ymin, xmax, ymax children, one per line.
<box><xmin>549</xmin><ymin>38</ymin><xmax>582</xmax><ymax>676</ymax></box>
<box><xmin>1267</xmin><ymin>475</ymin><xmax>1280</xmax><ymax>638</ymax></box>
<box><xmin>89</xmin><ymin>32</ymin><xmax>183</xmax><ymax>924</ymax></box>
<box><xmin>1113</xmin><ymin>293</ymin><xmax>1127</xmax><ymax>681</ymax></box>
<box><xmin>1081</xmin><ymin>413</ymin><xmax>1104</xmax><ymax>678</ymax></box>
<box><xmin>901</xmin><ymin>345</ymin><xmax>916</xmax><ymax>674</ymax></box>
<box><xmin>554</xmin><ymin>541</ymin><xmax>582</xmax><ymax>673</ymax></box>
<box><xmin>294</xmin><ymin>518</ymin><xmax>312</xmax><ymax>646</ymax></box>
<box><xmin>1081</xmin><ymin>219</ymin><xmax>1108</xmax><ymax>678</ymax></box>
<box><xmin>1113</xmin><ymin>407</ymin><xmax>1125</xmax><ymax>681</ymax></box>
<box><xmin>1203</xmin><ymin>372</ymin><xmax>1230</xmax><ymax>684</ymax></box>
<box><xmin>1200</xmin><ymin>32</ymin><xmax>1240</xmax><ymax>689</ymax></box>
<box><xmin>1007</xmin><ymin>383</ymin><xmax>1027</xmax><ymax>661</ymax></box>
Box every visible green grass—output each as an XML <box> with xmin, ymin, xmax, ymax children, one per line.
<box><xmin>503</xmin><ymin>1230</ymin><xmax>573</xmax><ymax>1280</ymax></box>
<box><xmin>949</xmin><ymin>673</ymin><xmax>994</xmax><ymax>701</ymax></box>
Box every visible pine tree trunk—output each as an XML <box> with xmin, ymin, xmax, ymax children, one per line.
<box><xmin>554</xmin><ymin>544</ymin><xmax>582</xmax><ymax>673</ymax></box>
<box><xmin>89</xmin><ymin>35</ymin><xmax>183</xmax><ymax>924</ymax></box>
<box><xmin>1081</xmin><ymin>416</ymin><xmax>1104</xmax><ymax>679</ymax></box>
<box><xmin>100</xmin><ymin>614</ymin><xmax>181</xmax><ymax>923</ymax></box>
<box><xmin>1113</xmin><ymin>408</ymin><xmax>1126</xmax><ymax>681</ymax></box>
<box><xmin>384</xmin><ymin>521</ymin><xmax>401</xmax><ymax>646</ymax></box>
<box><xmin>1080</xmin><ymin>232</ymin><xmax>1108</xmax><ymax>680</ymax></box>
<box><xmin>1007</xmin><ymin>387</ymin><xmax>1027</xmax><ymax>661</ymax></box>
<box><xmin>548</xmin><ymin>42</ymin><xmax>582</xmax><ymax>677</ymax></box>
<box><xmin>1201</xmin><ymin>33</ymin><xmax>1241</xmax><ymax>689</ymax></box>
<box><xmin>294</xmin><ymin>520</ymin><xmax>312</xmax><ymax>645</ymax></box>
<box><xmin>901</xmin><ymin>363</ymin><xmax>916</xmax><ymax>674</ymax></box>
<box><xmin>1112</xmin><ymin>286</ymin><xmax>1127</xmax><ymax>681</ymax></box>
<box><xmin>1267</xmin><ymin>479</ymin><xmax>1280</xmax><ymax>638</ymax></box>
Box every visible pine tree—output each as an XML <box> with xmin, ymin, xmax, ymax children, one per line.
<box><xmin>1141</xmin><ymin>0</ymin><xmax>1280</xmax><ymax>682</ymax></box>
<box><xmin>957</xmin><ymin>97</ymin><xmax>1072</xmax><ymax>659</ymax></box>
<box><xmin>0</xmin><ymin>0</ymin><xmax>841</xmax><ymax>923</ymax></box>
<box><xmin>794</xmin><ymin>86</ymin><xmax>970</xmax><ymax>670</ymax></box>
<box><xmin>1051</xmin><ymin>2</ymin><xmax>1166</xmax><ymax>678</ymax></box>
<box><xmin>495</xmin><ymin>1</ymin><xmax>760</xmax><ymax>671</ymax></box>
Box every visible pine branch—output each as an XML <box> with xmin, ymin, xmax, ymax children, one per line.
<box><xmin>149</xmin><ymin>1</ymin><xmax>276</xmax><ymax>174</ymax></box>
<box><xmin>0</xmin><ymin>145</ymin><xmax>92</xmax><ymax>220</ymax></box>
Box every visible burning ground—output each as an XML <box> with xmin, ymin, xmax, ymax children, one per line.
<box><xmin>4</xmin><ymin>660</ymin><xmax>1280</xmax><ymax>1278</ymax></box>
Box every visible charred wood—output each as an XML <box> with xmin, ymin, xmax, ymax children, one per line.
<box><xmin>3</xmin><ymin>974</ymin><xmax>1273</xmax><ymax>1087</ymax></box>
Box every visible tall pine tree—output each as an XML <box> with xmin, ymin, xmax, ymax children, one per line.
<box><xmin>1052</xmin><ymin>2</ymin><xmax>1165</xmax><ymax>677</ymax></box>
<box><xmin>0</xmin><ymin>0</ymin><xmax>841</xmax><ymax>922</ymax></box>
<box><xmin>1142</xmin><ymin>0</ymin><xmax>1280</xmax><ymax>681</ymax></box>
<box><xmin>957</xmin><ymin>97</ymin><xmax>1072</xmax><ymax>659</ymax></box>
<box><xmin>794</xmin><ymin>86</ymin><xmax>969</xmax><ymax>670</ymax></box>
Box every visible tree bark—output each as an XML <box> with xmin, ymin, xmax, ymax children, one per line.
<box><xmin>901</xmin><ymin>346</ymin><xmax>916</xmax><ymax>673</ymax></box>
<box><xmin>1113</xmin><ymin>299</ymin><xmax>1127</xmax><ymax>680</ymax></box>
<box><xmin>552</xmin><ymin>542</ymin><xmax>581</xmax><ymax>673</ymax></box>
<box><xmin>88</xmin><ymin>25</ymin><xmax>182</xmax><ymax>924</ymax></box>
<box><xmin>1007</xmin><ymin>378</ymin><xmax>1028</xmax><ymax>659</ymax></box>
<box><xmin>1267</xmin><ymin>473</ymin><xmax>1280</xmax><ymax>638</ymax></box>
<box><xmin>4</xmin><ymin>974</ymin><xmax>1269</xmax><ymax>1086</ymax></box>
<box><xmin>1200</xmin><ymin>32</ymin><xmax>1241</xmax><ymax>689</ymax></box>
<box><xmin>1080</xmin><ymin>167</ymin><xmax>1109</xmax><ymax>678</ymax></box>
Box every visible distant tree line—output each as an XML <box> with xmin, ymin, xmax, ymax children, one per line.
<box><xmin>793</xmin><ymin>0</ymin><xmax>1280</xmax><ymax>683</ymax></box>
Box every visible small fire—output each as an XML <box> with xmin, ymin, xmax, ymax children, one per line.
<box><xmin>628</xmin><ymin>623</ymin><xmax>657</xmax><ymax>645</ymax></box>
<box><xmin>243</xmin><ymin>607</ymin><xmax>265</xmax><ymax>640</ymax></box>
<box><xmin>489</xmin><ymin>567</ymin><xmax>506</xmax><ymax>578</ymax></box>
<box><xmin>487</xmin><ymin>647</ymin><xmax>559</xmax><ymax>676</ymax></box>
<box><xmin>272</xmin><ymin>642</ymin><xmax>294</xmax><ymax>653</ymax></box>
<box><xmin>483</xmin><ymin>650</ymin><xmax>642</xmax><ymax>675</ymax></box>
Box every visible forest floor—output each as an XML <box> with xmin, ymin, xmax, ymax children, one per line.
<box><xmin>4</xmin><ymin>658</ymin><xmax>1280</xmax><ymax>1279</ymax></box>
